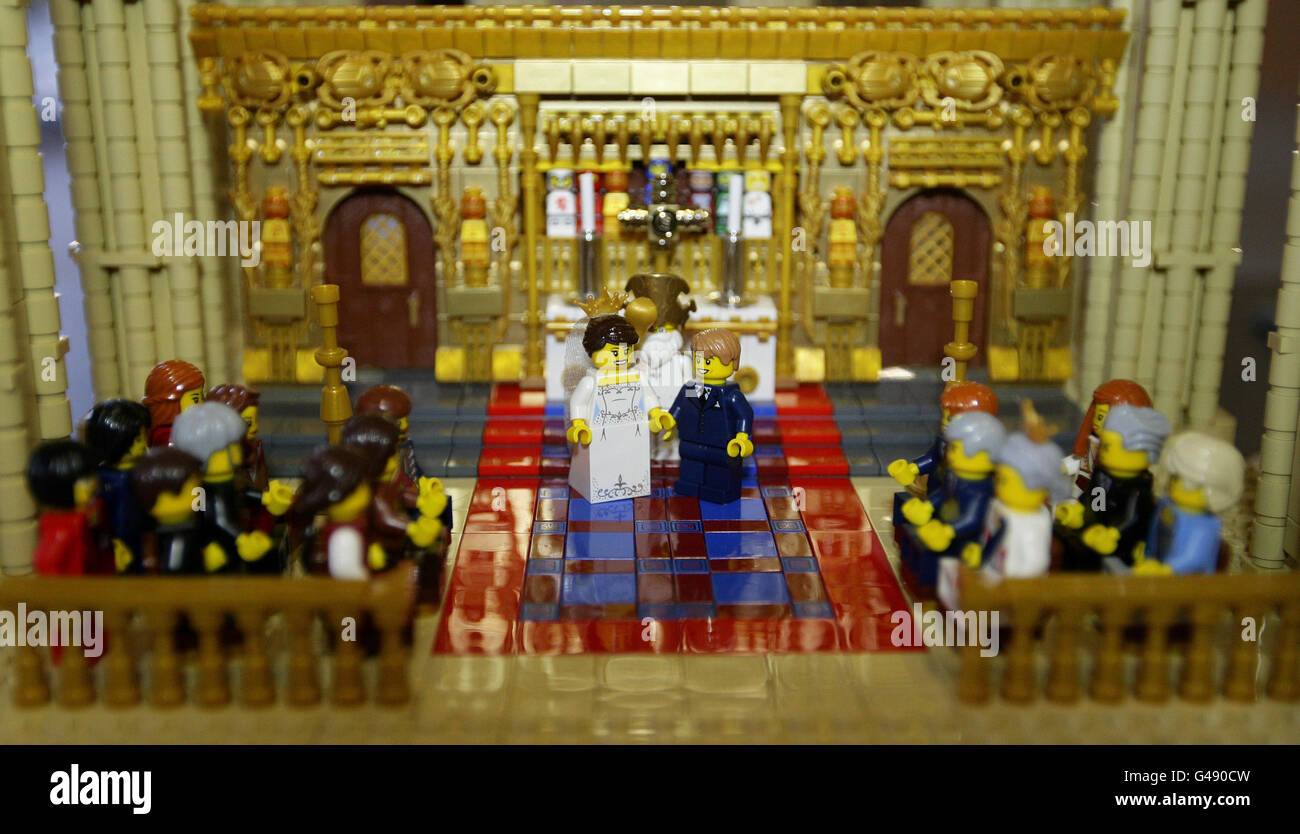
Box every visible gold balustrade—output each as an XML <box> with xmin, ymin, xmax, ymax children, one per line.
<box><xmin>0</xmin><ymin>565</ymin><xmax>417</xmax><ymax>709</ymax></box>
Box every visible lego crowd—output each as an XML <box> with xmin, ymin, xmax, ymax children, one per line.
<box><xmin>890</xmin><ymin>380</ymin><xmax>1247</xmax><ymax>609</ymax></box>
<box><xmin>25</xmin><ymin>360</ymin><xmax>451</xmax><ymax>588</ymax></box>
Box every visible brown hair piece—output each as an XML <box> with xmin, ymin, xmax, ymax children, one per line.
<box><xmin>691</xmin><ymin>328</ymin><xmax>741</xmax><ymax>368</ymax></box>
<box><xmin>340</xmin><ymin>414</ymin><xmax>401</xmax><ymax>481</ymax></box>
<box><xmin>582</xmin><ymin>314</ymin><xmax>639</xmax><ymax>356</ymax></box>
<box><xmin>355</xmin><ymin>385</ymin><xmax>413</xmax><ymax>420</ymax></box>
<box><xmin>131</xmin><ymin>447</ymin><xmax>203</xmax><ymax>512</ymax></box>
<box><xmin>290</xmin><ymin>445</ymin><xmax>369</xmax><ymax>522</ymax></box>
<box><xmin>142</xmin><ymin>360</ymin><xmax>205</xmax><ymax>428</ymax></box>
<box><xmin>1075</xmin><ymin>379</ymin><xmax>1152</xmax><ymax>457</ymax></box>
<box><xmin>206</xmin><ymin>383</ymin><xmax>261</xmax><ymax>413</ymax></box>
<box><xmin>940</xmin><ymin>381</ymin><xmax>999</xmax><ymax>417</ymax></box>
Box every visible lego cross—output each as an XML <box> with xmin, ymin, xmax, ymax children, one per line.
<box><xmin>617</xmin><ymin>170</ymin><xmax>711</xmax><ymax>274</ymax></box>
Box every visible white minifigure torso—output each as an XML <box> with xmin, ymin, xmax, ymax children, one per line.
<box><xmin>568</xmin><ymin>363</ymin><xmax>660</xmax><ymax>503</ymax></box>
<box><xmin>546</xmin><ymin>189</ymin><xmax>577</xmax><ymax>239</ymax></box>
<box><xmin>742</xmin><ymin>190</ymin><xmax>772</xmax><ymax>239</ymax></box>
<box><xmin>982</xmin><ymin>499</ymin><xmax>1053</xmax><ymax>578</ymax></box>
<box><xmin>327</xmin><ymin>525</ymin><xmax>368</xmax><ymax>580</ymax></box>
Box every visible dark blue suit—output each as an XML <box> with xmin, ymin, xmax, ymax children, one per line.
<box><xmin>98</xmin><ymin>468</ymin><xmax>145</xmax><ymax>573</ymax></box>
<box><xmin>669</xmin><ymin>380</ymin><xmax>753</xmax><ymax>504</ymax></box>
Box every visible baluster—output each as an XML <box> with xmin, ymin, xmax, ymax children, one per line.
<box><xmin>1135</xmin><ymin>606</ymin><xmax>1173</xmax><ymax>702</ymax></box>
<box><xmin>58</xmin><ymin>644</ymin><xmax>94</xmax><ymax>708</ymax></box>
<box><xmin>957</xmin><ymin>640</ymin><xmax>990</xmax><ymax>704</ymax></box>
<box><xmin>103</xmin><ymin>609</ymin><xmax>139</xmax><ymax>707</ymax></box>
<box><xmin>286</xmin><ymin>609</ymin><xmax>321</xmax><ymax>706</ymax></box>
<box><xmin>1225</xmin><ymin>606</ymin><xmax>1262</xmax><ymax>702</ymax></box>
<box><xmin>192</xmin><ymin>609</ymin><xmax>230</xmax><ymax>707</ymax></box>
<box><xmin>1002</xmin><ymin>604</ymin><xmax>1038</xmax><ymax>703</ymax></box>
<box><xmin>1046</xmin><ymin>606</ymin><xmax>1082</xmax><ymax>703</ymax></box>
<box><xmin>237</xmin><ymin>609</ymin><xmax>274</xmax><ymax>707</ymax></box>
<box><xmin>1180</xmin><ymin>603</ymin><xmax>1218</xmax><ymax>702</ymax></box>
<box><xmin>374</xmin><ymin>607</ymin><xmax>411</xmax><ymax>706</ymax></box>
<box><xmin>14</xmin><ymin>646</ymin><xmax>50</xmax><ymax>707</ymax></box>
<box><xmin>1267</xmin><ymin>602</ymin><xmax>1300</xmax><ymax>701</ymax></box>
<box><xmin>1091</xmin><ymin>604</ymin><xmax>1125</xmax><ymax>702</ymax></box>
<box><xmin>330</xmin><ymin>606</ymin><xmax>365</xmax><ymax>706</ymax></box>
<box><xmin>149</xmin><ymin>610</ymin><xmax>184</xmax><ymax>707</ymax></box>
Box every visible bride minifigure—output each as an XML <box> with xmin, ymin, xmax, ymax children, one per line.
<box><xmin>567</xmin><ymin>314</ymin><xmax>675</xmax><ymax>503</ymax></box>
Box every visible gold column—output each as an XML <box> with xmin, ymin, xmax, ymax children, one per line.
<box><xmin>311</xmin><ymin>285</ymin><xmax>351</xmax><ymax>445</ymax></box>
<box><xmin>946</xmin><ymin>279</ymin><xmax>978</xmax><ymax>385</ymax></box>
<box><xmin>0</xmin><ymin>0</ymin><xmax>71</xmax><ymax>439</ymax></box>
<box><xmin>519</xmin><ymin>93</ymin><xmax>542</xmax><ymax>384</ymax></box>
<box><xmin>776</xmin><ymin>94</ymin><xmax>801</xmax><ymax>382</ymax></box>
<box><xmin>50</xmin><ymin>0</ymin><xmax>120</xmax><ymax>400</ymax></box>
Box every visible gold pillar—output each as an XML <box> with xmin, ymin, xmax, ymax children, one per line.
<box><xmin>776</xmin><ymin>94</ymin><xmax>801</xmax><ymax>382</ymax></box>
<box><xmin>311</xmin><ymin>285</ymin><xmax>351</xmax><ymax>445</ymax></box>
<box><xmin>946</xmin><ymin>279</ymin><xmax>978</xmax><ymax>385</ymax></box>
<box><xmin>519</xmin><ymin>93</ymin><xmax>542</xmax><ymax>385</ymax></box>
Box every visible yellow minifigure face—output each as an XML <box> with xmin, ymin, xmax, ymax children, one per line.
<box><xmin>694</xmin><ymin>352</ymin><xmax>734</xmax><ymax>384</ymax></box>
<box><xmin>152</xmin><ymin>475</ymin><xmax>202</xmax><ymax>523</ymax></box>
<box><xmin>241</xmin><ymin>405</ymin><xmax>259</xmax><ymax>440</ymax></box>
<box><xmin>118</xmin><ymin>430</ymin><xmax>148</xmax><ymax>470</ymax></box>
<box><xmin>1097</xmin><ymin>429</ymin><xmax>1149</xmax><ymax>477</ymax></box>
<box><xmin>328</xmin><ymin>482</ymin><xmax>372</xmax><ymax>523</ymax></box>
<box><xmin>73</xmin><ymin>475</ymin><xmax>98</xmax><ymax>510</ymax></box>
<box><xmin>994</xmin><ymin>464</ymin><xmax>1048</xmax><ymax>513</ymax></box>
<box><xmin>940</xmin><ymin>407</ymin><xmax>952</xmax><ymax>428</ymax></box>
<box><xmin>593</xmin><ymin>342</ymin><xmax>631</xmax><ymax>369</ymax></box>
<box><xmin>1092</xmin><ymin>403</ymin><xmax>1110</xmax><ymax>436</ymax></box>
<box><xmin>397</xmin><ymin>415</ymin><xmax>409</xmax><ymax>440</ymax></box>
<box><xmin>205</xmin><ymin>445</ymin><xmax>240</xmax><ymax>481</ymax></box>
<box><xmin>1168</xmin><ymin>475</ymin><xmax>1208</xmax><ymax>513</ymax></box>
<box><xmin>945</xmin><ymin>440</ymin><xmax>995</xmax><ymax>479</ymax></box>
<box><xmin>382</xmin><ymin>454</ymin><xmax>399</xmax><ymax>483</ymax></box>
<box><xmin>179</xmin><ymin>388</ymin><xmax>203</xmax><ymax>412</ymax></box>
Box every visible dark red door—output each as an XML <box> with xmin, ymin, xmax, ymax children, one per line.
<box><xmin>324</xmin><ymin>190</ymin><xmax>437</xmax><ymax>367</ymax></box>
<box><xmin>879</xmin><ymin>189</ymin><xmax>990</xmax><ymax>367</ymax></box>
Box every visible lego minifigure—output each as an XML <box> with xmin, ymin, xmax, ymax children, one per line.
<box><xmin>142</xmin><ymin>359</ymin><xmax>205</xmax><ymax>447</ymax></box>
<box><xmin>624</xmin><ymin>273</ymin><xmax>696</xmax><ymax>458</ymax></box>
<box><xmin>967</xmin><ymin>424</ymin><xmax>1071</xmax><ymax>587</ymax></box>
<box><xmin>1055</xmin><ymin>404</ymin><xmax>1170</xmax><ymax>572</ymax></box>
<box><xmin>827</xmin><ymin>188</ymin><xmax>858</xmax><ymax>287</ymax></box>
<box><xmin>688</xmin><ymin>169</ymin><xmax>715</xmax><ymax>214</ymax></box>
<box><xmin>645</xmin><ymin>157</ymin><xmax>672</xmax><ymax>205</ymax></box>
<box><xmin>460</xmin><ymin>186</ymin><xmax>490</xmax><ymax>285</ymax></box>
<box><xmin>888</xmin><ymin>381</ymin><xmax>1000</xmax><ymax>496</ymax></box>
<box><xmin>545</xmin><ymin>168</ymin><xmax>577</xmax><ymax>239</ymax></box>
<box><xmin>289</xmin><ymin>445</ymin><xmax>382</xmax><ymax>580</ymax></box>
<box><xmin>1134</xmin><ymin>432</ymin><xmax>1246</xmax><ymax>575</ymax></box>
<box><xmin>741</xmin><ymin>170</ymin><xmax>772</xmax><ymax>240</ymax></box>
<box><xmin>1065</xmin><ymin>379</ymin><xmax>1152</xmax><ymax>491</ymax></box>
<box><xmin>666</xmin><ymin>328</ymin><xmax>755</xmax><ymax>505</ymax></box>
<box><xmin>355</xmin><ymin>384</ymin><xmax>425</xmax><ymax>484</ymax></box>
<box><xmin>172</xmin><ymin>402</ymin><xmax>287</xmax><ymax>574</ymax></box>
<box><xmin>340</xmin><ymin>414</ymin><xmax>443</xmax><ymax>572</ymax></box>
<box><xmin>260</xmin><ymin>186</ymin><xmax>293</xmax><ymax>288</ymax></box>
<box><xmin>206</xmin><ymin>383</ymin><xmax>266</xmax><ymax>490</ymax></box>
<box><xmin>27</xmin><ymin>440</ymin><xmax>107</xmax><ymax>576</ymax></box>
<box><xmin>83</xmin><ymin>399</ymin><xmax>151</xmax><ymax>573</ymax></box>
<box><xmin>567</xmin><ymin>314</ymin><xmax>675</xmax><ymax>503</ymax></box>
<box><xmin>900</xmin><ymin>411</ymin><xmax>1006</xmax><ymax>606</ymax></box>
<box><xmin>131</xmin><ymin>448</ymin><xmax>206</xmax><ymax>574</ymax></box>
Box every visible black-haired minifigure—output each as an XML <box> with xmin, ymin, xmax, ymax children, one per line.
<box><xmin>26</xmin><ymin>440</ymin><xmax>108</xmax><ymax>575</ymax></box>
<box><xmin>84</xmin><ymin>399</ymin><xmax>151</xmax><ymax>572</ymax></box>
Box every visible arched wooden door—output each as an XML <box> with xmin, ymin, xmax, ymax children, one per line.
<box><xmin>324</xmin><ymin>190</ymin><xmax>437</xmax><ymax>368</ymax></box>
<box><xmin>879</xmin><ymin>189</ymin><xmax>990</xmax><ymax>368</ymax></box>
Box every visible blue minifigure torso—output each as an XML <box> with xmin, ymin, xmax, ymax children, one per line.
<box><xmin>669</xmin><ymin>380</ymin><xmax>754</xmax><ymax>504</ymax></box>
<box><xmin>98</xmin><ymin>467</ymin><xmax>144</xmax><ymax>570</ymax></box>
<box><xmin>928</xmin><ymin>473</ymin><xmax>995</xmax><ymax>554</ymax></box>
<box><xmin>913</xmin><ymin>436</ymin><xmax>946</xmax><ymax>496</ymax></box>
<box><xmin>1147</xmin><ymin>498</ymin><xmax>1221</xmax><ymax>574</ymax></box>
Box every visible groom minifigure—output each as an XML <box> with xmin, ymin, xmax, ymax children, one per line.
<box><xmin>666</xmin><ymin>328</ymin><xmax>754</xmax><ymax>504</ymax></box>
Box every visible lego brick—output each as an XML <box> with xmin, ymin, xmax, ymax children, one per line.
<box><xmin>571</xmin><ymin>60</ymin><xmax>631</xmax><ymax>95</ymax></box>
<box><xmin>513</xmin><ymin>60</ymin><xmax>571</xmax><ymax>94</ymax></box>
<box><xmin>689</xmin><ymin>61</ymin><xmax>748</xmax><ymax>95</ymax></box>
<box><xmin>630</xmin><ymin>60</ymin><xmax>690</xmax><ymax>96</ymax></box>
<box><xmin>746</xmin><ymin>61</ymin><xmax>805</xmax><ymax>95</ymax></box>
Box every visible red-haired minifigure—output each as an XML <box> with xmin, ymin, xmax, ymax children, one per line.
<box><xmin>142</xmin><ymin>359</ymin><xmax>205</xmax><ymax>447</ymax></box>
<box><xmin>1067</xmin><ymin>379</ymin><xmax>1152</xmax><ymax>491</ymax></box>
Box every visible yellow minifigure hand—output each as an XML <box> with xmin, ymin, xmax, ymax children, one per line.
<box><xmin>366</xmin><ymin>542</ymin><xmax>388</xmax><ymax>572</ymax></box>
<box><xmin>262</xmin><ymin>480</ymin><xmax>294</xmax><ymax>516</ymax></box>
<box><xmin>1081</xmin><ymin>524</ymin><xmax>1120</xmax><ymax>555</ymax></box>
<box><xmin>416</xmin><ymin>476</ymin><xmax>448</xmax><ymax>519</ymax></box>
<box><xmin>1055</xmin><ymin>501</ymin><xmax>1085</xmax><ymax>529</ymax></box>
<box><xmin>203</xmin><ymin>542</ymin><xmax>228</xmax><ymax>573</ymax></box>
<box><xmin>961</xmin><ymin>541</ymin><xmax>982</xmax><ymax>569</ymax></box>
<box><xmin>407</xmin><ymin>515</ymin><xmax>443</xmax><ymax>549</ymax></box>
<box><xmin>917</xmin><ymin>520</ymin><xmax>955</xmax><ymax>553</ymax></box>
<box><xmin>1132</xmin><ymin>557</ymin><xmax>1172</xmax><ymax>577</ymax></box>
<box><xmin>649</xmin><ymin>407</ymin><xmax>675</xmax><ymax>436</ymax></box>
<box><xmin>113</xmin><ymin>538</ymin><xmax>133</xmax><ymax>573</ymax></box>
<box><xmin>726</xmin><ymin>432</ymin><xmax>754</xmax><ymax>458</ymax></box>
<box><xmin>887</xmin><ymin>458</ymin><xmax>920</xmax><ymax>487</ymax></box>
<box><xmin>566</xmin><ymin>418</ymin><xmax>592</xmax><ymax>446</ymax></box>
<box><xmin>902</xmin><ymin>497</ymin><xmax>934</xmax><ymax>526</ymax></box>
<box><xmin>236</xmin><ymin>530</ymin><xmax>272</xmax><ymax>562</ymax></box>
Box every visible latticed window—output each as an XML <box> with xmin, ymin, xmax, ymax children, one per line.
<box><xmin>360</xmin><ymin>213</ymin><xmax>408</xmax><ymax>286</ymax></box>
<box><xmin>908</xmin><ymin>211</ymin><xmax>954</xmax><ymax>286</ymax></box>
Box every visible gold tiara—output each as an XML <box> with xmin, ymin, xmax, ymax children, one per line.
<box><xmin>575</xmin><ymin>289</ymin><xmax>627</xmax><ymax>318</ymax></box>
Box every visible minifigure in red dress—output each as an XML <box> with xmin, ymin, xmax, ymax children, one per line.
<box><xmin>289</xmin><ymin>446</ymin><xmax>380</xmax><ymax>580</ymax></box>
<box><xmin>26</xmin><ymin>440</ymin><xmax>108</xmax><ymax>575</ymax></box>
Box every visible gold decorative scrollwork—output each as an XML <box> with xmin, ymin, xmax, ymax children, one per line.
<box><xmin>921</xmin><ymin>51</ymin><xmax>1004</xmax><ymax>112</ymax></box>
<box><xmin>401</xmin><ymin>50</ymin><xmax>487</xmax><ymax>110</ymax></box>
<box><xmin>224</xmin><ymin>51</ymin><xmax>292</xmax><ymax>111</ymax></box>
<box><xmin>316</xmin><ymin>50</ymin><xmax>396</xmax><ymax>110</ymax></box>
<box><xmin>1023</xmin><ymin>54</ymin><xmax>1097</xmax><ymax>112</ymax></box>
<box><xmin>830</xmin><ymin>51</ymin><xmax>920</xmax><ymax>111</ymax></box>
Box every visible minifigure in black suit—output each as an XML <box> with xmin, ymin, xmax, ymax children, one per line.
<box><xmin>667</xmin><ymin>328</ymin><xmax>754</xmax><ymax>505</ymax></box>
